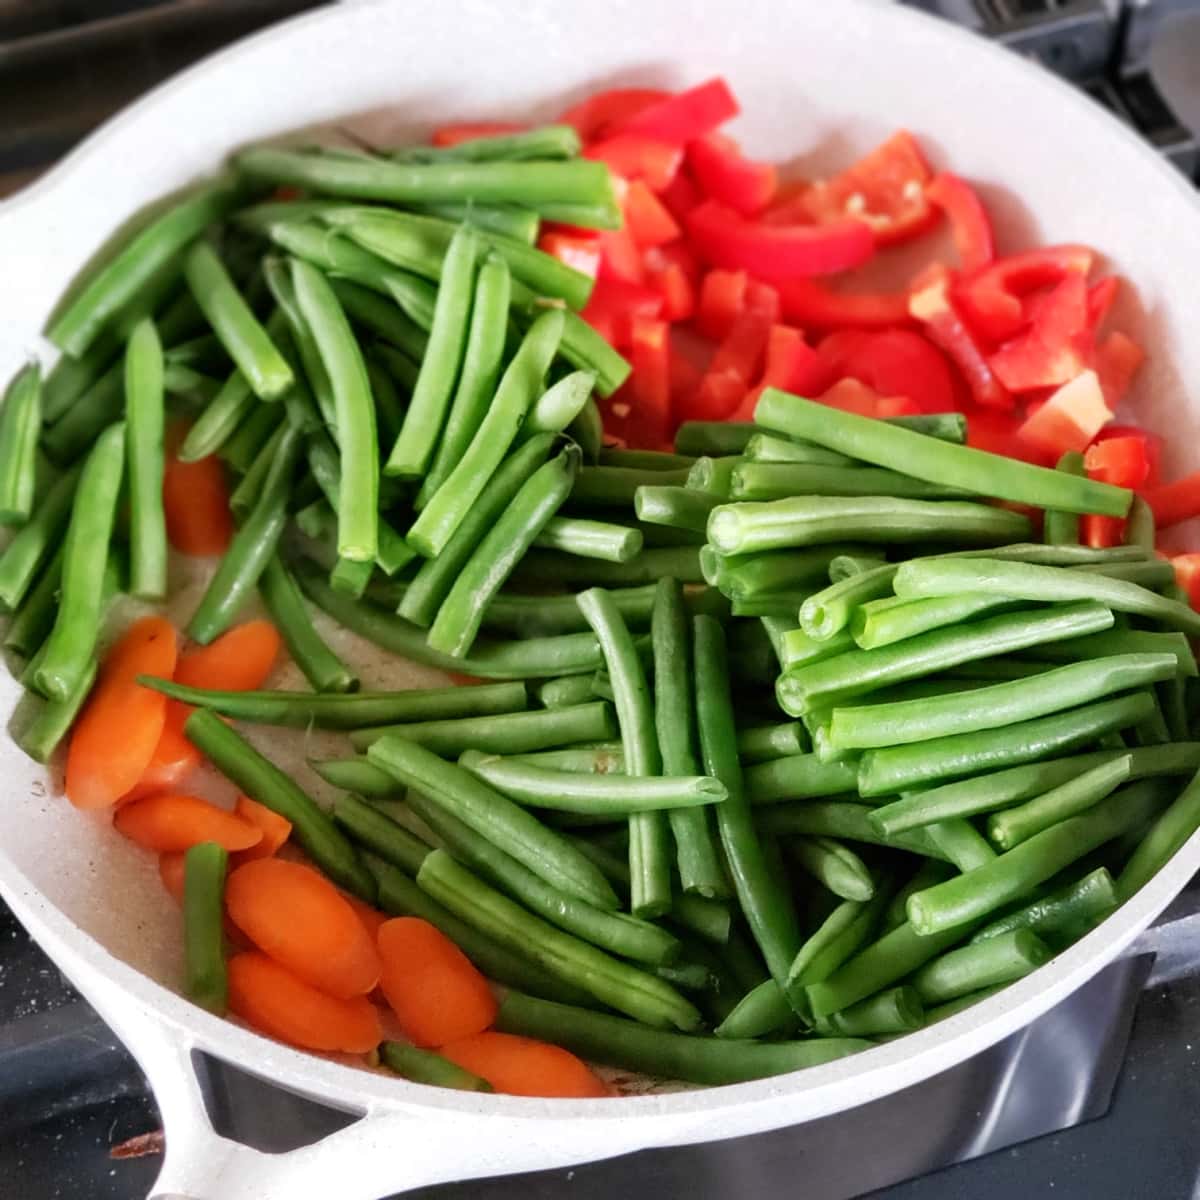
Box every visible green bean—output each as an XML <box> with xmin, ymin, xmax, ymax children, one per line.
<box><xmin>415</xmin><ymin>202</ymin><xmax>540</xmax><ymax>242</ymax></box>
<box><xmin>779</xmin><ymin>601</ymin><xmax>1115</xmax><ymax>718</ymax></box>
<box><xmin>729</xmin><ymin>591</ymin><xmax>807</xmax><ymax>618</ymax></box>
<box><xmin>913</xmin><ymin>929</ymin><xmax>1051</xmax><ymax>1005</ymax></box>
<box><xmin>714</xmin><ymin>977</ymin><xmax>800</xmax><ymax>1040</ymax></box>
<box><xmin>427</xmin><ymin>445</ymin><xmax>579</xmax><ymax>656</ymax></box>
<box><xmin>121</xmin><ymin>319</ymin><xmax>168</xmax><ymax>599</ymax></box>
<box><xmin>816</xmin><ymin>985</ymin><xmax>925</xmax><ymax>1037</ymax></box>
<box><xmin>785</xmin><ymin>836</ymin><xmax>874</xmax><ymax>902</ymax></box>
<box><xmin>183</xmin><ymin>842</ymin><xmax>228</xmax><ymax>1015</ymax></box>
<box><xmin>907</xmin><ymin>779</ymin><xmax>1171</xmax><ymax>935</ymax></box>
<box><xmin>894</xmin><ymin>556</ymin><xmax>1200</xmax><ymax>637</ymax></box>
<box><xmin>39</xmin><ymin>361</ymin><xmax>123</xmax><ymax>465</ymax></box>
<box><xmin>404</xmin><ymin>789</ymin><xmax>681</xmax><ymax>967</ymax></box>
<box><xmin>924</xmin><ymin>820</ymin><xmax>996</xmax><ymax>871</ymax></box>
<box><xmin>296</xmin><ymin>557</ymin><xmax>609</xmax><ymax>678</ymax></box>
<box><xmin>14</xmin><ymin>657</ymin><xmax>97</xmax><ymax>764</ymax></box>
<box><xmin>635</xmin><ymin>486</ymin><xmax>721</xmax><ymax>534</ymax></box>
<box><xmin>409</xmin><ymin>311</ymin><xmax>562</xmax><ymax>557</ymax></box>
<box><xmin>971</xmin><ymin>866</ymin><xmax>1118</xmax><ymax>947</ymax></box>
<box><xmin>4</xmin><ymin>547</ymin><xmax>62</xmax><ymax>658</ymax></box>
<box><xmin>1125</xmin><ymin>495</ymin><xmax>1156</xmax><ymax>552</ymax></box>
<box><xmin>310</xmin><ymin>756</ymin><xmax>395</xmax><ymax>797</ymax></box>
<box><xmin>327</xmin><ymin>277</ymin><xmax>428</xmax><ymax>360</ymax></box>
<box><xmin>228</xmin><ymin>421</ymin><xmax>286</xmax><ymax>519</ymax></box>
<box><xmin>511</xmin><ymin>545</ymin><xmax>704</xmax><ymax>589</ymax></box>
<box><xmin>368</xmin><ymin>855</ymin><xmax>593</xmax><ymax>1006</ymax></box>
<box><xmin>709</xmin><ymin>545</ymin><xmax>861</xmax><ymax>601</ymax></box>
<box><xmin>756</xmin><ymin>801</ymin><xmax>949</xmax><ymax>859</ymax></box>
<box><xmin>514</xmin><ymin>745</ymin><xmax>625</xmax><ymax>773</ymax></box>
<box><xmin>415</xmin><ymin>257</ymin><xmax>510</xmax><ymax>504</ymax></box>
<box><xmin>686</xmin><ymin>456</ymin><xmax>744</xmax><ymax>499</ymax></box>
<box><xmin>32</xmin><ymin>425</ymin><xmax>124</xmax><ymax>700</ymax></box>
<box><xmin>48</xmin><ymin>184</ymin><xmax>236</xmax><ymax>357</ymax></box>
<box><xmin>1076</xmin><ymin>558</ymin><xmax>1176</xmax><ymax>589</ymax></box>
<box><xmin>730</xmin><ymin>461</ymin><xmax>972</xmax><ymax>502</ymax></box>
<box><xmin>188</xmin><ymin>426</ymin><xmax>301</xmax><ymax>644</ymax></box>
<box><xmin>481</xmin><ymin>583</ymin><xmax>657</xmax><ymax>637</ymax></box>
<box><xmin>742</xmin><ymin>753</ymin><xmax>858</xmax><ymax>804</ymax></box>
<box><xmin>395</xmin><ymin>124</ymin><xmax>582</xmax><ymax>164</ymax></box>
<box><xmin>577</xmin><ymin>587</ymin><xmax>670</xmax><ymax>917</ymax></box>
<box><xmin>694</xmin><ymin>615</ymin><xmax>802</xmax><ymax>989</ymax></box>
<box><xmin>522</xmin><ymin>370</ymin><xmax>596</xmax><ymax>439</ymax></box>
<box><xmin>1117</xmin><ymin>767</ymin><xmax>1200</xmax><ymax>902</ymax></box>
<box><xmin>0</xmin><ymin>364</ymin><xmax>41</xmax><ymax>525</ymax></box>
<box><xmin>923</xmin><ymin>986</ymin><xmax>1005</xmax><ymax>1025</ymax></box>
<box><xmin>599</xmin><ymin>449</ymin><xmax>693</xmax><ymax>472</ymax></box>
<box><xmin>1027</xmin><ymin>632</ymin><xmax>1197</xmax><ymax>683</ymax></box>
<box><xmin>185</xmin><ymin>709</ymin><xmax>375</xmax><ymax>899</ymax></box>
<box><xmin>1043</xmin><ymin>451</ymin><xmax>1085</xmax><ymax>544</ymax></box>
<box><xmin>179</xmin><ymin>368</ymin><xmax>255</xmax><ymax>461</ymax></box>
<box><xmin>567</xmin><ymin>393</ymin><xmax>604</xmax><ymax>462</ymax></box>
<box><xmin>43</xmin><ymin>339</ymin><xmax>117</xmax><ymax>425</ymax></box>
<box><xmin>779</xmin><ymin>626</ymin><xmax>855</xmax><ymax>671</ymax></box>
<box><xmin>498</xmin><ymin>990</ymin><xmax>866</xmax><ymax>1084</ymax></box>
<box><xmin>331</xmin><ymin>794</ymin><xmax>430</xmax><ymax>875</ymax></box>
<box><xmin>674</xmin><ymin>421</ymin><xmax>758</xmax><ymax>457</ymax></box>
<box><xmin>754</xmin><ymin>388</ymin><xmax>1132</xmax><ymax>516</ymax></box>
<box><xmin>364</xmin><ymin>357</ymin><xmax>407</xmax><ymax>448</ymax></box>
<box><xmin>988</xmin><ymin>755</ymin><xmax>1133</xmax><ymax>851</ymax></box>
<box><xmin>531</xmin><ymin>516</ymin><xmax>642</xmax><ymax>562</ymax></box>
<box><xmin>883</xmin><ymin>861</ymin><xmax>954</xmax><ymax>933</ymax></box>
<box><xmin>573</xmin><ymin>466</ymin><xmax>693</xmax><ymax>509</ymax></box>
<box><xmin>536</xmin><ymin>676</ymin><xmax>598</xmax><ymax>709</ymax></box>
<box><xmin>737</xmin><ymin>722</ymin><xmax>807</xmax><ymax>763</ymax></box>
<box><xmin>379</xmin><ymin>1041</ymin><xmax>492</xmax><ymax>1092</ymax></box>
<box><xmin>708</xmin><ymin>496</ymin><xmax>1031</xmax><ymax>556</ymax></box>
<box><xmin>851</xmin><ymin>594</ymin><xmax>1018</xmax><ymax>651</ymax></box>
<box><xmin>219</xmin><ymin>401</ymin><xmax>279</xmax><ymax>473</ymax></box>
<box><xmin>743</xmin><ymin>433</ymin><xmax>857</xmax><ymax>467</ymax></box>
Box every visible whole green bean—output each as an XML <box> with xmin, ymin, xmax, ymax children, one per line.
<box><xmin>567</xmin><ymin>394</ymin><xmax>604</xmax><ymax>461</ymax></box>
<box><xmin>4</xmin><ymin>547</ymin><xmax>62</xmax><ymax>658</ymax></box>
<box><xmin>925</xmin><ymin>820</ymin><xmax>996</xmax><ymax>871</ymax></box>
<box><xmin>331</xmin><ymin>794</ymin><xmax>430</xmax><ymax>875</ymax></box>
<box><xmin>694</xmin><ymin>615</ymin><xmax>802</xmax><ymax>989</ymax></box>
<box><xmin>756</xmin><ymin>801</ymin><xmax>950</xmax><ymax>859</ymax></box>
<box><xmin>33</xmin><ymin>424</ymin><xmax>124</xmax><ymax>700</ymax></box>
<box><xmin>730</xmin><ymin>591</ymin><xmax>809</xmax><ymax>618</ymax></box>
<box><xmin>379</xmin><ymin>1041</ymin><xmax>492</xmax><ymax>1092</ymax></box>
<box><xmin>14</xmin><ymin>657</ymin><xmax>97</xmax><ymax>764</ymax></box>
<box><xmin>1117</xmin><ymin>767</ymin><xmax>1200</xmax><ymax>901</ymax></box>
<box><xmin>522</xmin><ymin>370</ymin><xmax>596</xmax><ymax>439</ymax></box>
<box><xmin>514</xmin><ymin>745</ymin><xmax>625</xmax><ymax>773</ymax></box>
<box><xmin>988</xmin><ymin>755</ymin><xmax>1133</xmax><ymax>851</ymax></box>
<box><xmin>124</xmin><ymin>319</ymin><xmax>169</xmax><ymax>598</ymax></box>
<box><xmin>230</xmin><ymin>422</ymin><xmax>288</xmax><ymax>520</ymax></box>
<box><xmin>327</xmin><ymin>277</ymin><xmax>428</xmax><ymax>360</ymax></box>
<box><xmin>43</xmin><ymin>338</ymin><xmax>117</xmax><ymax>425</ymax></box>
<box><xmin>408</xmin><ymin>310</ymin><xmax>562</xmax><ymax>557</ymax></box>
<box><xmin>971</xmin><ymin>866</ymin><xmax>1118</xmax><ymax>946</ymax></box>
<box><xmin>0</xmin><ymin>459</ymin><xmax>81</xmax><ymax>612</ymax></box>
<box><xmin>48</xmin><ymin>184</ymin><xmax>236</xmax><ymax>357</ymax></box>
<box><xmin>188</xmin><ymin>425</ymin><xmax>301</xmax><ymax>644</ymax></box>
<box><xmin>912</xmin><ymin>929</ymin><xmax>1050</xmax><ymax>1005</ymax></box>
<box><xmin>1074</xmin><ymin>558</ymin><xmax>1176</xmax><ymax>589</ymax></box>
<box><xmin>311</xmin><ymin>756</ymin><xmax>396</xmax><ymax>796</ymax></box>
<box><xmin>1043</xmin><ymin>451</ymin><xmax>1085</xmax><ymax>544</ymax></box>
<box><xmin>894</xmin><ymin>556</ymin><xmax>1200</xmax><ymax>637</ymax></box>
<box><xmin>180</xmin><ymin>368</ymin><xmax>256</xmax><ymax>462</ymax></box>
<box><xmin>417</xmin><ymin>850</ymin><xmax>700</xmax><ymax>1029</ymax></box>
<box><xmin>262</xmin><ymin>256</ymin><xmax>338</xmax><ymax>428</ymax></box>
<box><xmin>511</xmin><ymin>545</ymin><xmax>704</xmax><ymax>589</ymax></box>
<box><xmin>780</xmin><ymin>601</ymin><xmax>1115</xmax><ymax>718</ymax></box>
<box><xmin>785</xmin><ymin>836</ymin><xmax>874</xmax><ymax>902</ymax></box>
<box><xmin>394</xmin><ymin>123</ymin><xmax>582</xmax><ymax>164</ymax></box>
<box><xmin>907</xmin><ymin>779</ymin><xmax>1171</xmax><ymax>935</ymax></box>
<box><xmin>816</xmin><ymin>985</ymin><xmax>925</xmax><ymax>1037</ymax></box>
<box><xmin>497</xmin><ymin>990</ymin><xmax>867</xmax><ymax>1085</ymax></box>
<box><xmin>754</xmin><ymin>389</ymin><xmax>1132</xmax><ymax>516</ymax></box>
<box><xmin>183</xmin><ymin>842</ymin><xmax>229</xmax><ymax>1015</ymax></box>
<box><xmin>532</xmin><ymin>516</ymin><xmax>642</xmax><ymax>562</ymax></box>
<box><xmin>536</xmin><ymin>675</ymin><xmax>598</xmax><ymax>709</ymax></box>
<box><xmin>220</xmin><ymin>400</ymin><xmax>280</xmax><ymax>472</ymax></box>
<box><xmin>1022</xmin><ymin>629</ymin><xmax>1197</xmax><ymax>678</ymax></box>
<box><xmin>185</xmin><ymin>709</ymin><xmax>375</xmax><ymax>899</ymax></box>
<box><xmin>714</xmin><ymin>977</ymin><xmax>800</xmax><ymax>1040</ymax></box>
<box><xmin>730</xmin><ymin>462</ymin><xmax>972</xmax><ymax>502</ymax></box>
<box><xmin>0</xmin><ymin>364</ymin><xmax>41</xmax><ymax>524</ymax></box>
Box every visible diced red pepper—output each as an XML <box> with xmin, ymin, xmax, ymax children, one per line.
<box><xmin>686</xmin><ymin>200</ymin><xmax>874</xmax><ymax>280</ymax></box>
<box><xmin>909</xmin><ymin>265</ymin><xmax>1011</xmax><ymax>409</ymax></box>
<box><xmin>596</xmin><ymin>224</ymin><xmax>645</xmax><ymax>285</ymax></box>
<box><xmin>1086</xmin><ymin>277</ymin><xmax>1120</xmax><ymax>332</ymax></box>
<box><xmin>1093</xmin><ymin>331</ymin><xmax>1145</xmax><ymax>407</ymax></box>
<box><xmin>431</xmin><ymin>121</ymin><xmax>526</xmax><ymax>147</ymax></box>
<box><xmin>584</xmin><ymin>136</ymin><xmax>683</xmax><ymax>192</ymax></box>
<box><xmin>775</xmin><ymin>277</ymin><xmax>913</xmax><ymax>331</ymax></box>
<box><xmin>687</xmin><ymin>133</ymin><xmax>777</xmax><ymax>217</ymax></box>
<box><xmin>988</xmin><ymin>273</ymin><xmax>1090</xmax><ymax>393</ymax></box>
<box><xmin>1015</xmin><ymin>369</ymin><xmax>1112</xmax><ymax>459</ymax></box>
<box><xmin>1080</xmin><ymin>435</ymin><xmax>1151</xmax><ymax>547</ymax></box>
<box><xmin>731</xmin><ymin>325</ymin><xmax>825</xmax><ymax>420</ymax></box>
<box><xmin>797</xmin><ymin>131</ymin><xmax>938</xmax><ymax>247</ymax></box>
<box><xmin>622</xmin><ymin>180</ymin><xmax>681</xmax><ymax>247</ymax></box>
<box><xmin>1145</xmin><ymin>474</ymin><xmax>1200</xmax><ymax>530</ymax></box>
<box><xmin>817</xmin><ymin>378</ymin><xmax>922</xmax><ymax>419</ymax></box>
<box><xmin>643</xmin><ymin>246</ymin><xmax>696</xmax><ymax>321</ymax></box>
<box><xmin>925</xmin><ymin>172</ymin><xmax>994</xmax><ymax>273</ymax></box>
<box><xmin>658</xmin><ymin>168</ymin><xmax>703</xmax><ymax>224</ymax></box>
<box><xmin>954</xmin><ymin>245</ymin><xmax>1095</xmax><ymax>344</ymax></box>
<box><xmin>745</xmin><ymin>279</ymin><xmax>780</xmax><ymax>324</ymax></box>
<box><xmin>609</xmin><ymin>77</ymin><xmax>739</xmax><ymax>144</ymax></box>
<box><xmin>689</xmin><ymin>309</ymin><xmax>773</xmax><ymax>420</ymax></box>
<box><xmin>538</xmin><ymin>232</ymin><xmax>602</xmax><ymax>280</ymax></box>
<box><xmin>1171</xmin><ymin>554</ymin><xmax>1200</xmax><ymax>610</ymax></box>
<box><xmin>695</xmin><ymin>269</ymin><xmax>748</xmax><ymax>340</ymax></box>
<box><xmin>558</xmin><ymin>88</ymin><xmax>669</xmax><ymax>141</ymax></box>
<box><xmin>967</xmin><ymin>407</ymin><xmax>1049</xmax><ymax>464</ymax></box>
<box><xmin>669</xmin><ymin>345</ymin><xmax>704</xmax><ymax>412</ymax></box>
<box><xmin>1094</xmin><ymin>423</ymin><xmax>1162</xmax><ymax>486</ymax></box>
<box><xmin>815</xmin><ymin>328</ymin><xmax>958</xmax><ymax>413</ymax></box>
<box><xmin>580</xmin><ymin>277</ymin><xmax>664</xmax><ymax>349</ymax></box>
<box><xmin>627</xmin><ymin>317</ymin><xmax>673</xmax><ymax>448</ymax></box>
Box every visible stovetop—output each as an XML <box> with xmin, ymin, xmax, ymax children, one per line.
<box><xmin>3</xmin><ymin>2</ymin><xmax>1200</xmax><ymax>1197</ymax></box>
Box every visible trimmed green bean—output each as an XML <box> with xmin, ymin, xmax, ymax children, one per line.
<box><xmin>180</xmin><ymin>368</ymin><xmax>255</xmax><ymax>462</ymax></box>
<box><xmin>743</xmin><ymin>753</ymin><xmax>858</xmax><ymax>804</ymax></box>
<box><xmin>515</xmin><ymin>745</ymin><xmax>625</xmax><ymax>774</ymax></box>
<box><xmin>40</xmin><ymin>361</ymin><xmax>124</xmax><ymax>465</ymax></box>
<box><xmin>332</xmin><ymin>794</ymin><xmax>430</xmax><ymax>875</ymax></box>
<box><xmin>1043</xmin><ymin>451</ymin><xmax>1085</xmax><ymax>544</ymax></box>
<box><xmin>4</xmin><ymin>547</ymin><xmax>62</xmax><ymax>658</ymax></box>
<box><xmin>779</xmin><ymin>626</ymin><xmax>855</xmax><ymax>671</ymax></box>
<box><xmin>924</xmin><ymin>986</ymin><xmax>1005</xmax><ymax>1025</ymax></box>
<box><xmin>1117</xmin><ymin>767</ymin><xmax>1200</xmax><ymax>902</ymax></box>
<box><xmin>714</xmin><ymin>977</ymin><xmax>800</xmax><ymax>1040</ymax></box>
<box><xmin>816</xmin><ymin>985</ymin><xmax>924</xmax><ymax>1037</ymax></box>
<box><xmin>743</xmin><ymin>433</ymin><xmax>857</xmax><ymax>467</ymax></box>
<box><xmin>1125</xmin><ymin>495</ymin><xmax>1156</xmax><ymax>552</ymax></box>
<box><xmin>1022</xmin><ymin>629</ymin><xmax>1197</xmax><ymax>678</ymax></box>
<box><xmin>971</xmin><ymin>867</ymin><xmax>1118</xmax><ymax>946</ymax></box>
<box><xmin>1075</xmin><ymin>558</ymin><xmax>1176</xmax><ymax>589</ymax></box>
<box><xmin>311</xmin><ymin>756</ymin><xmax>396</xmax><ymax>796</ymax></box>
<box><xmin>536</xmin><ymin>675</ymin><xmax>598</xmax><ymax>709</ymax></box>
<box><xmin>522</xmin><ymin>370</ymin><xmax>596</xmax><ymax>439</ymax></box>
<box><xmin>183</xmin><ymin>842</ymin><xmax>228</xmax><ymax>1015</ymax></box>
<box><xmin>851</xmin><ymin>593</ymin><xmax>1018</xmax><ymax>651</ymax></box>
<box><xmin>123</xmin><ymin>319</ymin><xmax>167</xmax><ymax>598</ymax></box>
<box><xmin>600</xmin><ymin>449</ymin><xmax>695</xmax><ymax>472</ymax></box>
<box><xmin>532</xmin><ymin>516</ymin><xmax>642</xmax><ymax>562</ymax></box>
<box><xmin>676</xmin><ymin>422</ymin><xmax>758</xmax><ymax>457</ymax></box>
<box><xmin>785</xmin><ymin>836</ymin><xmax>874</xmax><ymax>902</ymax></box>
<box><xmin>220</xmin><ymin>401</ymin><xmax>280</xmax><ymax>473</ymax></box>
<box><xmin>924</xmin><ymin>820</ymin><xmax>996</xmax><ymax>871</ymax></box>
<box><xmin>730</xmin><ymin>462</ymin><xmax>971</xmax><ymax>502</ymax></box>
<box><xmin>511</xmin><ymin>545</ymin><xmax>704</xmax><ymax>588</ymax></box>
<box><xmin>567</xmin><ymin>393</ymin><xmax>604</xmax><ymax>461</ymax></box>
<box><xmin>0</xmin><ymin>364</ymin><xmax>41</xmax><ymax>524</ymax></box>
<box><xmin>754</xmin><ymin>388</ymin><xmax>1132</xmax><ymax>516</ymax></box>
<box><xmin>185</xmin><ymin>709</ymin><xmax>375</xmax><ymax>899</ymax></box>
<box><xmin>756</xmin><ymin>801</ymin><xmax>949</xmax><ymax>860</ymax></box>
<box><xmin>14</xmin><ymin>658</ymin><xmax>97</xmax><ymax>763</ymax></box>
<box><xmin>574</xmin><ymin>466</ymin><xmax>693</xmax><ymax>509</ymax></box>
<box><xmin>687</xmin><ymin>456</ymin><xmax>744</xmax><ymax>499</ymax></box>
<box><xmin>0</xmin><ymin>460</ymin><xmax>80</xmax><ymax>611</ymax></box>
<box><xmin>380</xmin><ymin>1041</ymin><xmax>492</xmax><ymax>1092</ymax></box>
<box><xmin>635</xmin><ymin>486</ymin><xmax>721</xmax><ymax>533</ymax></box>
<box><xmin>394</xmin><ymin>124</ymin><xmax>582</xmax><ymax>164</ymax></box>
<box><xmin>710</xmin><ymin>545</ymin><xmax>861</xmax><ymax>601</ymax></box>
<box><xmin>328</xmin><ymin>277</ymin><xmax>428</xmax><ymax>359</ymax></box>
<box><xmin>413</xmin><ymin>202</ymin><xmax>540</xmax><ymax>241</ymax></box>
<box><xmin>737</xmin><ymin>722</ymin><xmax>808</xmax><ymax>763</ymax></box>
<box><xmin>913</xmin><ymin>929</ymin><xmax>1050</xmax><ymax>1005</ymax></box>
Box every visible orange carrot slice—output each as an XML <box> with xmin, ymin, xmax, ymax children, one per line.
<box><xmin>114</xmin><ymin>792</ymin><xmax>263</xmax><ymax>853</ymax></box>
<box><xmin>159</xmin><ymin>852</ymin><xmax>186</xmax><ymax>903</ymax></box>
<box><xmin>439</xmin><ymin>1032</ymin><xmax>609</xmax><ymax>1098</ymax></box>
<box><xmin>227</xmin><ymin>951</ymin><xmax>383</xmax><ymax>1053</ymax></box>
<box><xmin>376</xmin><ymin>917</ymin><xmax>497</xmax><ymax>1048</ymax></box>
<box><xmin>341</xmin><ymin>891</ymin><xmax>389</xmax><ymax>942</ymax></box>
<box><xmin>231</xmin><ymin>795</ymin><xmax>293</xmax><ymax>862</ymax></box>
<box><xmin>163</xmin><ymin>422</ymin><xmax>235</xmax><ymax>556</ymax></box>
<box><xmin>225</xmin><ymin>859</ymin><xmax>381</xmax><ymax>999</ymax></box>
<box><xmin>66</xmin><ymin>616</ymin><xmax>178</xmax><ymax>809</ymax></box>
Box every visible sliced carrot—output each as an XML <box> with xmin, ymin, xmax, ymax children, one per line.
<box><xmin>227</xmin><ymin>951</ymin><xmax>383</xmax><ymax>1054</ymax></box>
<box><xmin>159</xmin><ymin>852</ymin><xmax>186</xmax><ymax>903</ymax></box>
<box><xmin>163</xmin><ymin>423</ymin><xmax>234</xmax><ymax>556</ymax></box>
<box><xmin>65</xmin><ymin>617</ymin><xmax>178</xmax><ymax>810</ymax></box>
<box><xmin>342</xmin><ymin>891</ymin><xmax>389</xmax><ymax>942</ymax></box>
<box><xmin>119</xmin><ymin>704</ymin><xmax>196</xmax><ymax>804</ymax></box>
<box><xmin>439</xmin><ymin>1032</ymin><xmax>609</xmax><ymax>1098</ymax></box>
<box><xmin>231</xmin><ymin>795</ymin><xmax>293</xmax><ymax>862</ymax></box>
<box><xmin>376</xmin><ymin>917</ymin><xmax>497</xmax><ymax>1048</ymax></box>
<box><xmin>225</xmin><ymin>859</ymin><xmax>381</xmax><ymax>999</ymax></box>
<box><xmin>114</xmin><ymin>793</ymin><xmax>263</xmax><ymax>853</ymax></box>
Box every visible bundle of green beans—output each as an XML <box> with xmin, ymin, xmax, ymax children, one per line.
<box><xmin>7</xmin><ymin>122</ymin><xmax>1200</xmax><ymax>1092</ymax></box>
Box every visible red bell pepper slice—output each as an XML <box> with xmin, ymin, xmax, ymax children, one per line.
<box><xmin>1015</xmin><ymin>369</ymin><xmax>1112</xmax><ymax>459</ymax></box>
<box><xmin>695</xmin><ymin>269</ymin><xmax>748</xmax><ymax>340</ymax></box>
<box><xmin>966</xmin><ymin>407</ymin><xmax>1048</xmax><ymax>464</ymax></box>
<box><xmin>909</xmin><ymin>266</ymin><xmax>1011</xmax><ymax>409</ymax></box>
<box><xmin>816</xmin><ymin>328</ymin><xmax>958</xmax><ymax>413</ymax></box>
<box><xmin>538</xmin><ymin>232</ymin><xmax>602</xmax><ymax>280</ymax></box>
<box><xmin>581</xmin><ymin>277</ymin><xmax>664</xmax><ymax>349</ymax></box>
<box><xmin>745</xmin><ymin>280</ymin><xmax>780</xmax><ymax>325</ymax></box>
<box><xmin>988</xmin><ymin>273</ymin><xmax>1090</xmax><ymax>393</ymax></box>
<box><xmin>658</xmin><ymin>167</ymin><xmax>703</xmax><ymax>223</ymax></box>
<box><xmin>1080</xmin><ymin>435</ymin><xmax>1152</xmax><ymax>547</ymax></box>
<box><xmin>669</xmin><ymin>346</ymin><xmax>704</xmax><ymax>411</ymax></box>
<box><xmin>817</xmin><ymin>378</ymin><xmax>922</xmax><ymax>419</ymax></box>
<box><xmin>627</xmin><ymin>317</ymin><xmax>673</xmax><ymax>448</ymax></box>
<box><xmin>1144</xmin><ymin>473</ymin><xmax>1200</xmax><ymax>531</ymax></box>
<box><xmin>1094</xmin><ymin>423</ymin><xmax>1162</xmax><ymax>485</ymax></box>
<box><xmin>687</xmin><ymin>133</ymin><xmax>777</xmax><ymax>217</ymax></box>
<box><xmin>797</xmin><ymin>131</ymin><xmax>938</xmax><ymax>247</ymax></box>
<box><xmin>609</xmin><ymin>77</ymin><xmax>739</xmax><ymax>144</ymax></box>
<box><xmin>596</xmin><ymin>224</ymin><xmax>645</xmax><ymax>285</ymax></box>
<box><xmin>954</xmin><ymin>245</ymin><xmax>1095</xmax><ymax>344</ymax></box>
<box><xmin>1086</xmin><ymin>276</ymin><xmax>1120</xmax><ymax>332</ymax></box>
<box><xmin>731</xmin><ymin>325</ymin><xmax>825</xmax><ymax>420</ymax></box>
<box><xmin>1093</xmin><ymin>331</ymin><xmax>1145</xmax><ymax>407</ymax></box>
<box><xmin>775</xmin><ymin>277</ymin><xmax>913</xmax><ymax>331</ymax></box>
<box><xmin>925</xmin><ymin>172</ymin><xmax>994</xmax><ymax>273</ymax></box>
<box><xmin>1170</xmin><ymin>554</ymin><xmax>1200</xmax><ymax>610</ymax></box>
<box><xmin>431</xmin><ymin>121</ymin><xmax>526</xmax><ymax>147</ymax></box>
<box><xmin>623</xmin><ymin>180</ymin><xmax>681</xmax><ymax>247</ymax></box>
<box><xmin>584</xmin><ymin>136</ymin><xmax>683</xmax><ymax>192</ymax></box>
<box><xmin>689</xmin><ymin>309</ymin><xmax>773</xmax><ymax>421</ymax></box>
<box><xmin>643</xmin><ymin>246</ymin><xmax>696</xmax><ymax>322</ymax></box>
<box><xmin>558</xmin><ymin>88</ymin><xmax>669</xmax><ymax>141</ymax></box>
<box><xmin>686</xmin><ymin>200</ymin><xmax>874</xmax><ymax>280</ymax></box>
